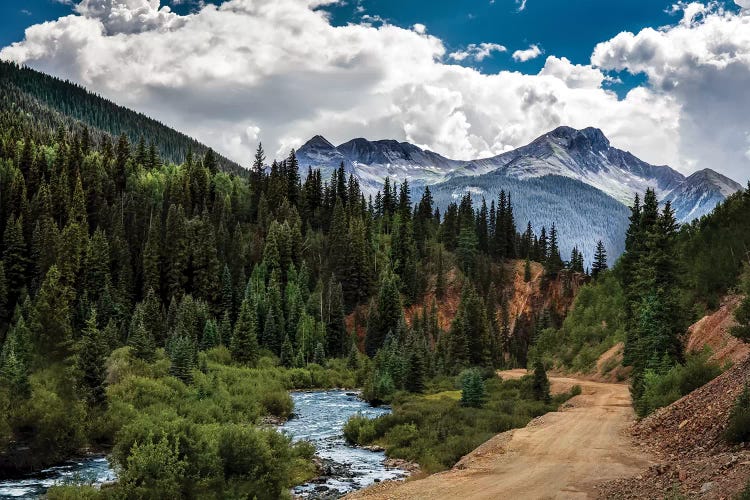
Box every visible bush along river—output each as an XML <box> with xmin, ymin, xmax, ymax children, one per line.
<box><xmin>0</xmin><ymin>390</ymin><xmax>404</xmax><ymax>499</ymax></box>
<box><xmin>280</xmin><ymin>390</ymin><xmax>407</xmax><ymax>498</ymax></box>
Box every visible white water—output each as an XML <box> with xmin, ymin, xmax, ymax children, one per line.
<box><xmin>0</xmin><ymin>457</ymin><xmax>115</xmax><ymax>499</ymax></box>
<box><xmin>280</xmin><ymin>390</ymin><xmax>407</xmax><ymax>497</ymax></box>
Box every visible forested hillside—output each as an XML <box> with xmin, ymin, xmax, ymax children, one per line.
<box><xmin>533</xmin><ymin>185</ymin><xmax>750</xmax><ymax>417</ymax></box>
<box><xmin>0</xmin><ymin>76</ymin><xmax>593</xmax><ymax>496</ymax></box>
<box><xmin>424</xmin><ymin>172</ymin><xmax>630</xmax><ymax>265</ymax></box>
<box><xmin>0</xmin><ymin>61</ymin><xmax>243</xmax><ymax>175</ymax></box>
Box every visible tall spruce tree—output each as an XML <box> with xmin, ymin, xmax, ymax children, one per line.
<box><xmin>76</xmin><ymin>309</ymin><xmax>108</xmax><ymax>406</ymax></box>
<box><xmin>591</xmin><ymin>240</ymin><xmax>608</xmax><ymax>278</ymax></box>
<box><xmin>231</xmin><ymin>298</ymin><xmax>260</xmax><ymax>366</ymax></box>
<box><xmin>365</xmin><ymin>270</ymin><xmax>402</xmax><ymax>357</ymax></box>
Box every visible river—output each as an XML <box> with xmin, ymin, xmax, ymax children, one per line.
<box><xmin>281</xmin><ymin>390</ymin><xmax>407</xmax><ymax>498</ymax></box>
<box><xmin>0</xmin><ymin>390</ymin><xmax>403</xmax><ymax>499</ymax></box>
<box><xmin>0</xmin><ymin>457</ymin><xmax>115</xmax><ymax>499</ymax></box>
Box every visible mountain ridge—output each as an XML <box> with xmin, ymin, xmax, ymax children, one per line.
<box><xmin>295</xmin><ymin>126</ymin><xmax>740</xmax><ymax>224</ymax></box>
<box><xmin>0</xmin><ymin>61</ymin><xmax>244</xmax><ymax>175</ymax></box>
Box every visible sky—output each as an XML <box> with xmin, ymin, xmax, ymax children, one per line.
<box><xmin>1</xmin><ymin>0</ymin><xmax>749</xmax><ymax>183</ymax></box>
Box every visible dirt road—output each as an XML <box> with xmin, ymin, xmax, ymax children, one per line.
<box><xmin>346</xmin><ymin>370</ymin><xmax>652</xmax><ymax>500</ymax></box>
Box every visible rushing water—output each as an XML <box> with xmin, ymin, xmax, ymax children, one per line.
<box><xmin>0</xmin><ymin>457</ymin><xmax>115</xmax><ymax>499</ymax></box>
<box><xmin>0</xmin><ymin>390</ymin><xmax>403</xmax><ymax>499</ymax></box>
<box><xmin>280</xmin><ymin>390</ymin><xmax>407</xmax><ymax>498</ymax></box>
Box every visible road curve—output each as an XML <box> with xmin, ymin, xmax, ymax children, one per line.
<box><xmin>346</xmin><ymin>369</ymin><xmax>652</xmax><ymax>500</ymax></box>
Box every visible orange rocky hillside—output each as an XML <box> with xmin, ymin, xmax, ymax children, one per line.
<box><xmin>346</xmin><ymin>259</ymin><xmax>587</xmax><ymax>350</ymax></box>
<box><xmin>685</xmin><ymin>295</ymin><xmax>750</xmax><ymax>365</ymax></box>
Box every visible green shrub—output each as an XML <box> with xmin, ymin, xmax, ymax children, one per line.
<box><xmin>117</xmin><ymin>434</ymin><xmax>187</xmax><ymax>499</ymax></box>
<box><xmin>350</xmin><ymin>374</ymin><xmax>563</xmax><ymax>473</ymax></box>
<box><xmin>343</xmin><ymin>414</ymin><xmax>377</xmax><ymax>445</ymax></box>
<box><xmin>636</xmin><ymin>352</ymin><xmax>722</xmax><ymax>417</ymax></box>
<box><xmin>726</xmin><ymin>384</ymin><xmax>750</xmax><ymax>444</ymax></box>
<box><xmin>204</xmin><ymin>345</ymin><xmax>233</xmax><ymax>365</ymax></box>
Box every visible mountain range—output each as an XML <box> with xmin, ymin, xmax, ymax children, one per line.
<box><xmin>4</xmin><ymin>61</ymin><xmax>739</xmax><ymax>266</ymax></box>
<box><xmin>296</xmin><ymin>126</ymin><xmax>742</xmax><ymax>264</ymax></box>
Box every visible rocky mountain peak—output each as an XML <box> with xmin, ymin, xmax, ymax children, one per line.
<box><xmin>301</xmin><ymin>135</ymin><xmax>336</xmax><ymax>150</ymax></box>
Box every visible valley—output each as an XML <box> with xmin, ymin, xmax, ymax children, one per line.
<box><xmin>1</xmin><ymin>49</ymin><xmax>749</xmax><ymax>500</ymax></box>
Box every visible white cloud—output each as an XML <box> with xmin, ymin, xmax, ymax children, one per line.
<box><xmin>74</xmin><ymin>0</ymin><xmax>186</xmax><ymax>34</ymax></box>
<box><xmin>512</xmin><ymin>44</ymin><xmax>543</xmax><ymax>62</ymax></box>
<box><xmin>0</xmin><ymin>0</ymin><xmax>747</xmax><ymax>183</ymax></box>
<box><xmin>412</xmin><ymin>23</ymin><xmax>426</xmax><ymax>34</ymax></box>
<box><xmin>516</xmin><ymin>0</ymin><xmax>527</xmax><ymax>12</ymax></box>
<box><xmin>592</xmin><ymin>3</ymin><xmax>750</xmax><ymax>181</ymax></box>
<box><xmin>449</xmin><ymin>43</ymin><xmax>507</xmax><ymax>62</ymax></box>
<box><xmin>737</xmin><ymin>0</ymin><xmax>750</xmax><ymax>9</ymax></box>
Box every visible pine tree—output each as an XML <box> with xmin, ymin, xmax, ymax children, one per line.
<box><xmin>312</xmin><ymin>342</ymin><xmax>326</xmax><ymax>365</ymax></box>
<box><xmin>129</xmin><ymin>318</ymin><xmax>156</xmax><ymax>362</ymax></box>
<box><xmin>76</xmin><ymin>309</ymin><xmax>108</xmax><ymax>406</ymax></box>
<box><xmin>328</xmin><ymin>198</ymin><xmax>349</xmax><ymax>278</ymax></box>
<box><xmin>189</xmin><ymin>212</ymin><xmax>220</xmax><ymax>303</ymax></box>
<box><xmin>405</xmin><ymin>349</ymin><xmax>426</xmax><ymax>393</ymax></box>
<box><xmin>325</xmin><ymin>278</ymin><xmax>348</xmax><ymax>358</ymax></box>
<box><xmin>32</xmin><ymin>265</ymin><xmax>72</xmax><ymax>360</ymax></box>
<box><xmin>231</xmin><ymin>298</ymin><xmax>260</xmax><ymax>366</ymax></box>
<box><xmin>165</xmin><ymin>204</ymin><xmax>189</xmax><ymax>301</ymax></box>
<box><xmin>114</xmin><ymin>133</ymin><xmax>129</xmax><ymax>193</ymax></box>
<box><xmin>347</xmin><ymin>343</ymin><xmax>360</xmax><ymax>370</ymax></box>
<box><xmin>280</xmin><ymin>334</ymin><xmax>295</xmax><ymax>367</ymax></box>
<box><xmin>0</xmin><ymin>342</ymin><xmax>30</xmax><ymax>398</ymax></box>
<box><xmin>365</xmin><ymin>270</ymin><xmax>403</xmax><ymax>357</ymax></box>
<box><xmin>220</xmin><ymin>265</ymin><xmax>233</xmax><ymax>319</ymax></box>
<box><xmin>538</xmin><ymin>226</ymin><xmax>548</xmax><ymax>262</ymax></box>
<box><xmin>460</xmin><ymin>369</ymin><xmax>486</xmax><ymax>408</ymax></box>
<box><xmin>170</xmin><ymin>335</ymin><xmax>196</xmax><ymax>384</ymax></box>
<box><xmin>346</xmin><ymin>217</ymin><xmax>372</xmax><ymax>307</ymax></box>
<box><xmin>250</xmin><ymin>143</ymin><xmax>266</xmax><ymax>220</ymax></box>
<box><xmin>449</xmin><ymin>284</ymin><xmax>490</xmax><ymax>370</ymax></box>
<box><xmin>261</xmin><ymin>307</ymin><xmax>281</xmax><ymax>354</ymax></box>
<box><xmin>201</xmin><ymin>319</ymin><xmax>219</xmax><ymax>350</ymax></box>
<box><xmin>0</xmin><ymin>315</ymin><xmax>32</xmax><ymax>397</ymax></box>
<box><xmin>524</xmin><ymin>257</ymin><xmax>532</xmax><ymax>282</ymax></box>
<box><xmin>203</xmin><ymin>148</ymin><xmax>217</xmax><ymax>176</ymax></box>
<box><xmin>142</xmin><ymin>214</ymin><xmax>162</xmax><ymax>296</ymax></box>
<box><xmin>3</xmin><ymin>214</ymin><xmax>29</xmax><ymax>304</ymax></box>
<box><xmin>532</xmin><ymin>360</ymin><xmax>551</xmax><ymax>402</ymax></box>
<box><xmin>457</xmin><ymin>223</ymin><xmax>478</xmax><ymax>275</ymax></box>
<box><xmin>591</xmin><ymin>240</ymin><xmax>608</xmax><ymax>278</ymax></box>
<box><xmin>84</xmin><ymin>227</ymin><xmax>111</xmax><ymax>298</ymax></box>
<box><xmin>219</xmin><ymin>310</ymin><xmax>232</xmax><ymax>347</ymax></box>
<box><xmin>545</xmin><ymin>223</ymin><xmax>563</xmax><ymax>274</ymax></box>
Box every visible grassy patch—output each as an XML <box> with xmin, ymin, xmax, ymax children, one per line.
<box><xmin>345</xmin><ymin>374</ymin><xmax>576</xmax><ymax>473</ymax></box>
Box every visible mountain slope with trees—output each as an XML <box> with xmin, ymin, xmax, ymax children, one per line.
<box><xmin>0</xmin><ymin>61</ymin><xmax>243</xmax><ymax>176</ymax></box>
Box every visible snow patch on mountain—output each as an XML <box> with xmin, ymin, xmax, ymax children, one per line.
<box><xmin>294</xmin><ymin>127</ymin><xmax>741</xmax><ymax>225</ymax></box>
